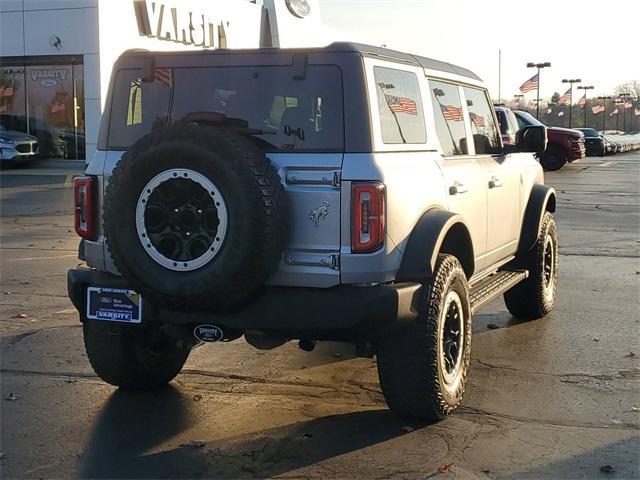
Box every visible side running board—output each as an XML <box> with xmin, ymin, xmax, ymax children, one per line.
<box><xmin>469</xmin><ymin>269</ymin><xmax>528</xmax><ymax>314</ymax></box>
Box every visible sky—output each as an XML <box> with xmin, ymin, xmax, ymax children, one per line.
<box><xmin>318</xmin><ymin>0</ymin><xmax>639</xmax><ymax>101</ymax></box>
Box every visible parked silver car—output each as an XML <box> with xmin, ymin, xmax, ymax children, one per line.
<box><xmin>0</xmin><ymin>125</ymin><xmax>38</xmax><ymax>165</ymax></box>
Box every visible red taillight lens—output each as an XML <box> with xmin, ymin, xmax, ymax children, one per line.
<box><xmin>74</xmin><ymin>176</ymin><xmax>97</xmax><ymax>240</ymax></box>
<box><xmin>351</xmin><ymin>182</ymin><xmax>385</xmax><ymax>253</ymax></box>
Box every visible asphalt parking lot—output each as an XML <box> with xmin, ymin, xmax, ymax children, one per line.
<box><xmin>1</xmin><ymin>154</ymin><xmax>638</xmax><ymax>479</ymax></box>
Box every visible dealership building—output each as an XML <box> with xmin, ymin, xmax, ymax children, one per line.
<box><xmin>0</xmin><ymin>0</ymin><xmax>339</xmax><ymax>160</ymax></box>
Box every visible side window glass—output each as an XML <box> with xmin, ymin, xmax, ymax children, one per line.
<box><xmin>463</xmin><ymin>86</ymin><xmax>502</xmax><ymax>154</ymax></box>
<box><xmin>373</xmin><ymin>67</ymin><xmax>426</xmax><ymax>144</ymax></box>
<box><xmin>429</xmin><ymin>80</ymin><xmax>467</xmax><ymax>156</ymax></box>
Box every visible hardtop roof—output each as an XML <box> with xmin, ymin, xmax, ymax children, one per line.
<box><xmin>121</xmin><ymin>42</ymin><xmax>482</xmax><ymax>82</ymax></box>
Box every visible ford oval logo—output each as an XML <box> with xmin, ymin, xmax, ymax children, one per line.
<box><xmin>99</xmin><ymin>297</ymin><xmax>113</xmax><ymax>304</ymax></box>
<box><xmin>193</xmin><ymin>325</ymin><xmax>224</xmax><ymax>343</ymax></box>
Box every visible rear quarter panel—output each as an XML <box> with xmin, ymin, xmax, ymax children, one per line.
<box><xmin>340</xmin><ymin>151</ymin><xmax>448</xmax><ymax>284</ymax></box>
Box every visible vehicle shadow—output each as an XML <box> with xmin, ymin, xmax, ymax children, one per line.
<box><xmin>80</xmin><ymin>386</ymin><xmax>196</xmax><ymax>478</ymax></box>
<box><xmin>80</xmin><ymin>389</ymin><xmax>428</xmax><ymax>479</ymax></box>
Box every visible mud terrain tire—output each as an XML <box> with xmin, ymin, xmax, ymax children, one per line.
<box><xmin>103</xmin><ymin>124</ymin><xmax>287</xmax><ymax>311</ymax></box>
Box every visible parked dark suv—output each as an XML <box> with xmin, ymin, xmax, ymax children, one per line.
<box><xmin>576</xmin><ymin>128</ymin><xmax>606</xmax><ymax>156</ymax></box>
<box><xmin>514</xmin><ymin>110</ymin><xmax>585</xmax><ymax>170</ymax></box>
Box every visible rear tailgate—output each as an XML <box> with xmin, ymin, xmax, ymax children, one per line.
<box><xmin>266</xmin><ymin>153</ymin><xmax>343</xmax><ymax>288</ymax></box>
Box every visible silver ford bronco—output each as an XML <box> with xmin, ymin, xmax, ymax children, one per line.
<box><xmin>68</xmin><ymin>43</ymin><xmax>557</xmax><ymax>420</ymax></box>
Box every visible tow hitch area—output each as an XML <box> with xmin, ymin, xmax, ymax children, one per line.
<box><xmin>193</xmin><ymin>325</ymin><xmax>224</xmax><ymax>342</ymax></box>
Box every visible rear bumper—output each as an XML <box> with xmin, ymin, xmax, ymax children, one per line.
<box><xmin>67</xmin><ymin>268</ymin><xmax>421</xmax><ymax>341</ymax></box>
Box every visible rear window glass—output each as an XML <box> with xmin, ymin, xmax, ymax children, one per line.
<box><xmin>108</xmin><ymin>66</ymin><xmax>344</xmax><ymax>152</ymax></box>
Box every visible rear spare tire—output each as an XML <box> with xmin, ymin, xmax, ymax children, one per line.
<box><xmin>103</xmin><ymin>124</ymin><xmax>287</xmax><ymax>310</ymax></box>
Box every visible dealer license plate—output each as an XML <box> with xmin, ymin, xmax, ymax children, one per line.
<box><xmin>87</xmin><ymin>287</ymin><xmax>142</xmax><ymax>324</ymax></box>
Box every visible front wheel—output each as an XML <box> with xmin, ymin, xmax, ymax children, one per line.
<box><xmin>540</xmin><ymin>144</ymin><xmax>567</xmax><ymax>171</ymax></box>
<box><xmin>377</xmin><ymin>254</ymin><xmax>472</xmax><ymax>420</ymax></box>
<box><xmin>504</xmin><ymin>212</ymin><xmax>558</xmax><ymax>320</ymax></box>
<box><xmin>83</xmin><ymin>321</ymin><xmax>191</xmax><ymax>389</ymax></box>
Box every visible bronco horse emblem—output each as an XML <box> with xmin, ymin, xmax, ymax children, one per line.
<box><xmin>309</xmin><ymin>201</ymin><xmax>330</xmax><ymax>227</ymax></box>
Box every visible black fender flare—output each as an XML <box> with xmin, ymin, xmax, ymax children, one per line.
<box><xmin>516</xmin><ymin>184</ymin><xmax>556</xmax><ymax>257</ymax></box>
<box><xmin>396</xmin><ymin>209</ymin><xmax>474</xmax><ymax>282</ymax></box>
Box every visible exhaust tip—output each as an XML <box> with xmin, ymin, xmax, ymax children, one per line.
<box><xmin>298</xmin><ymin>339</ymin><xmax>316</xmax><ymax>352</ymax></box>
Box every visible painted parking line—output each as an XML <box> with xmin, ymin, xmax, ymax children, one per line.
<box><xmin>8</xmin><ymin>254</ymin><xmax>77</xmax><ymax>262</ymax></box>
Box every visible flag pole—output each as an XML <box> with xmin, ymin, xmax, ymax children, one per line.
<box><xmin>536</xmin><ymin>66</ymin><xmax>540</xmax><ymax>119</ymax></box>
<box><xmin>498</xmin><ymin>49</ymin><xmax>502</xmax><ymax>102</ymax></box>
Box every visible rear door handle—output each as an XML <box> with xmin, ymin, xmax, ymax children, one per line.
<box><xmin>449</xmin><ymin>181</ymin><xmax>468</xmax><ymax>195</ymax></box>
<box><xmin>489</xmin><ymin>177</ymin><xmax>503</xmax><ymax>189</ymax></box>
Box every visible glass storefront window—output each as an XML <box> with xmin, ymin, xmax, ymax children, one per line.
<box><xmin>0</xmin><ymin>57</ymin><xmax>85</xmax><ymax>159</ymax></box>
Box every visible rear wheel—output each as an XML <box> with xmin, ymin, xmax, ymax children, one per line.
<box><xmin>377</xmin><ymin>254</ymin><xmax>472</xmax><ymax>420</ymax></box>
<box><xmin>83</xmin><ymin>320</ymin><xmax>191</xmax><ymax>389</ymax></box>
<box><xmin>504</xmin><ymin>212</ymin><xmax>558</xmax><ymax>320</ymax></box>
<box><xmin>540</xmin><ymin>144</ymin><xmax>567</xmax><ymax>171</ymax></box>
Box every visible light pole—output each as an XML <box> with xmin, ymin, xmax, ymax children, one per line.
<box><xmin>562</xmin><ymin>78</ymin><xmax>582</xmax><ymax>128</ymax></box>
<box><xmin>526</xmin><ymin>61</ymin><xmax>551</xmax><ymax>119</ymax></box>
<box><xmin>597</xmin><ymin>96</ymin><xmax>612</xmax><ymax>133</ymax></box>
<box><xmin>577</xmin><ymin>85</ymin><xmax>594</xmax><ymax>128</ymax></box>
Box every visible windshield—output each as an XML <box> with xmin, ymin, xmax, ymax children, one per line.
<box><xmin>108</xmin><ymin>66</ymin><xmax>344</xmax><ymax>152</ymax></box>
<box><xmin>515</xmin><ymin>110</ymin><xmax>544</xmax><ymax>127</ymax></box>
<box><xmin>579</xmin><ymin>128</ymin><xmax>599</xmax><ymax>137</ymax></box>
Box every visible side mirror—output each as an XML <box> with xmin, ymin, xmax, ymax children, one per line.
<box><xmin>516</xmin><ymin>125</ymin><xmax>547</xmax><ymax>153</ymax></box>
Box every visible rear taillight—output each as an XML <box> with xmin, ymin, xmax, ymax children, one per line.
<box><xmin>351</xmin><ymin>182</ymin><xmax>385</xmax><ymax>253</ymax></box>
<box><xmin>74</xmin><ymin>176</ymin><xmax>97</xmax><ymax>240</ymax></box>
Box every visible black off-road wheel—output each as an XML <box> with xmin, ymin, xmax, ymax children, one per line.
<box><xmin>103</xmin><ymin>123</ymin><xmax>287</xmax><ymax>311</ymax></box>
<box><xmin>377</xmin><ymin>254</ymin><xmax>472</xmax><ymax>421</ymax></box>
<box><xmin>504</xmin><ymin>212</ymin><xmax>558</xmax><ymax>320</ymax></box>
<box><xmin>539</xmin><ymin>144</ymin><xmax>567</xmax><ymax>171</ymax></box>
<box><xmin>83</xmin><ymin>321</ymin><xmax>190</xmax><ymax>389</ymax></box>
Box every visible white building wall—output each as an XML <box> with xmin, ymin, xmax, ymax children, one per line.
<box><xmin>0</xmin><ymin>0</ymin><xmax>101</xmax><ymax>159</ymax></box>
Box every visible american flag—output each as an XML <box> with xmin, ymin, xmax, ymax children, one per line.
<box><xmin>519</xmin><ymin>74</ymin><xmax>539</xmax><ymax>93</ymax></box>
<box><xmin>154</xmin><ymin>68</ymin><xmax>172</xmax><ymax>87</ymax></box>
<box><xmin>546</xmin><ymin>107</ymin><xmax>553</xmax><ymax>114</ymax></box>
<box><xmin>577</xmin><ymin>95</ymin><xmax>586</xmax><ymax>109</ymax></box>
<box><xmin>558</xmin><ymin>111</ymin><xmax>565</xmax><ymax>117</ymax></box>
<box><xmin>624</xmin><ymin>101</ymin><xmax>633</xmax><ymax>109</ymax></box>
<box><xmin>610</xmin><ymin>108</ymin><xmax>619</xmax><ymax>117</ymax></box>
<box><xmin>0</xmin><ymin>85</ymin><xmax>14</xmax><ymax>97</ymax></box>
<box><xmin>470</xmin><ymin>112</ymin><xmax>485</xmax><ymax>128</ymax></box>
<box><xmin>592</xmin><ymin>105</ymin><xmax>605</xmax><ymax>114</ymax></box>
<box><xmin>635</xmin><ymin>108</ymin><xmax>640</xmax><ymax>117</ymax></box>
<box><xmin>440</xmin><ymin>103</ymin><xmax>463</xmax><ymax>121</ymax></box>
<box><xmin>558</xmin><ymin>88</ymin><xmax>571</xmax><ymax>105</ymax></box>
<box><xmin>50</xmin><ymin>102</ymin><xmax>65</xmax><ymax>113</ymax></box>
<box><xmin>385</xmin><ymin>95</ymin><xmax>418</xmax><ymax>115</ymax></box>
